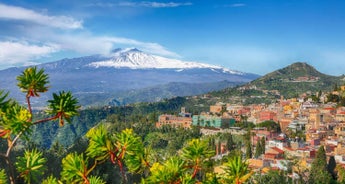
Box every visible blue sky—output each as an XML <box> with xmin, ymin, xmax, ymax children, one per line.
<box><xmin>0</xmin><ymin>0</ymin><xmax>345</xmax><ymax>75</ymax></box>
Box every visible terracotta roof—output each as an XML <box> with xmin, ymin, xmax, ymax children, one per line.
<box><xmin>283</xmin><ymin>146</ymin><xmax>294</xmax><ymax>151</ymax></box>
<box><xmin>274</xmin><ymin>136</ymin><xmax>285</xmax><ymax>141</ymax></box>
<box><xmin>271</xmin><ymin>147</ymin><xmax>285</xmax><ymax>154</ymax></box>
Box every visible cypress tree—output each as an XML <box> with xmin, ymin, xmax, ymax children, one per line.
<box><xmin>245</xmin><ymin>141</ymin><xmax>252</xmax><ymax>159</ymax></box>
<box><xmin>309</xmin><ymin>146</ymin><xmax>332</xmax><ymax>184</ymax></box>
<box><xmin>261</xmin><ymin>137</ymin><xmax>266</xmax><ymax>154</ymax></box>
<box><xmin>226</xmin><ymin>133</ymin><xmax>235</xmax><ymax>151</ymax></box>
<box><xmin>254</xmin><ymin>140</ymin><xmax>262</xmax><ymax>158</ymax></box>
<box><xmin>328</xmin><ymin>156</ymin><xmax>336</xmax><ymax>180</ymax></box>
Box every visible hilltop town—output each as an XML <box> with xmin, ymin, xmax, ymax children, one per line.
<box><xmin>156</xmin><ymin>84</ymin><xmax>345</xmax><ymax>180</ymax></box>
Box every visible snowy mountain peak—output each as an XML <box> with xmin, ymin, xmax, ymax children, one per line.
<box><xmin>87</xmin><ymin>48</ymin><xmax>245</xmax><ymax>75</ymax></box>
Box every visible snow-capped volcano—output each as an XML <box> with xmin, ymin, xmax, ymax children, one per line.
<box><xmin>0</xmin><ymin>48</ymin><xmax>259</xmax><ymax>107</ymax></box>
<box><xmin>87</xmin><ymin>48</ymin><xmax>244</xmax><ymax>75</ymax></box>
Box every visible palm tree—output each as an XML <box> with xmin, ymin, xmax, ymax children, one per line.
<box><xmin>222</xmin><ymin>155</ymin><xmax>253</xmax><ymax>184</ymax></box>
<box><xmin>0</xmin><ymin>90</ymin><xmax>10</xmax><ymax>137</ymax></box>
<box><xmin>1</xmin><ymin>67</ymin><xmax>80</xmax><ymax>184</ymax></box>
<box><xmin>0</xmin><ymin>169</ymin><xmax>7</xmax><ymax>184</ymax></box>
<box><xmin>61</xmin><ymin>152</ymin><xmax>93</xmax><ymax>184</ymax></box>
<box><xmin>181</xmin><ymin>139</ymin><xmax>214</xmax><ymax>179</ymax></box>
<box><xmin>43</xmin><ymin>91</ymin><xmax>80</xmax><ymax>126</ymax></box>
<box><xmin>0</xmin><ymin>90</ymin><xmax>10</xmax><ymax>109</ymax></box>
<box><xmin>86</xmin><ymin>126</ymin><xmax>149</xmax><ymax>182</ymax></box>
<box><xmin>15</xmin><ymin>149</ymin><xmax>46</xmax><ymax>184</ymax></box>
<box><xmin>145</xmin><ymin>156</ymin><xmax>186</xmax><ymax>183</ymax></box>
<box><xmin>16</xmin><ymin>67</ymin><xmax>49</xmax><ymax>115</ymax></box>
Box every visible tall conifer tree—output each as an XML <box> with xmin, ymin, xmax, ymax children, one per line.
<box><xmin>309</xmin><ymin>146</ymin><xmax>332</xmax><ymax>184</ymax></box>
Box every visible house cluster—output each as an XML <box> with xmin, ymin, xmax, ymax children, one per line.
<box><xmin>282</xmin><ymin>76</ymin><xmax>320</xmax><ymax>82</ymax></box>
<box><xmin>156</xmin><ymin>86</ymin><xmax>345</xmax><ymax>177</ymax></box>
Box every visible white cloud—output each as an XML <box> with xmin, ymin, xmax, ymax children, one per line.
<box><xmin>87</xmin><ymin>1</ymin><xmax>192</xmax><ymax>8</ymax></box>
<box><xmin>0</xmin><ymin>3</ymin><xmax>83</xmax><ymax>29</ymax></box>
<box><xmin>0</xmin><ymin>3</ymin><xmax>180</xmax><ymax>69</ymax></box>
<box><xmin>230</xmin><ymin>3</ymin><xmax>246</xmax><ymax>7</ymax></box>
<box><xmin>140</xmin><ymin>2</ymin><xmax>192</xmax><ymax>8</ymax></box>
<box><xmin>53</xmin><ymin>34</ymin><xmax>180</xmax><ymax>57</ymax></box>
<box><xmin>0</xmin><ymin>33</ymin><xmax>180</xmax><ymax>68</ymax></box>
<box><xmin>104</xmin><ymin>37</ymin><xmax>180</xmax><ymax>57</ymax></box>
<box><xmin>0</xmin><ymin>41</ymin><xmax>59</xmax><ymax>67</ymax></box>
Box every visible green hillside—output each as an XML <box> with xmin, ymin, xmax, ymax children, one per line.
<box><xmin>249</xmin><ymin>62</ymin><xmax>344</xmax><ymax>98</ymax></box>
<box><xmin>209</xmin><ymin>62</ymin><xmax>345</xmax><ymax>102</ymax></box>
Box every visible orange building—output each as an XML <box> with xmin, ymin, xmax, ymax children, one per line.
<box><xmin>279</xmin><ymin>118</ymin><xmax>292</xmax><ymax>133</ymax></box>
<box><xmin>210</xmin><ymin>105</ymin><xmax>223</xmax><ymax>114</ymax></box>
<box><xmin>156</xmin><ymin>114</ymin><xmax>192</xmax><ymax>129</ymax></box>
<box><xmin>259</xmin><ymin>110</ymin><xmax>277</xmax><ymax>122</ymax></box>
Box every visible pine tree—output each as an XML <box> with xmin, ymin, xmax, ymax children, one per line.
<box><xmin>309</xmin><ymin>146</ymin><xmax>332</xmax><ymax>184</ymax></box>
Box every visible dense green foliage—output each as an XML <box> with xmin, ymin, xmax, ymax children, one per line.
<box><xmin>249</xmin><ymin>62</ymin><xmax>340</xmax><ymax>98</ymax></box>
<box><xmin>253</xmin><ymin>170</ymin><xmax>291</xmax><ymax>184</ymax></box>
<box><xmin>1</xmin><ymin>66</ymin><xmax>259</xmax><ymax>184</ymax></box>
<box><xmin>208</xmin><ymin>62</ymin><xmax>343</xmax><ymax>104</ymax></box>
<box><xmin>1</xmin><ymin>67</ymin><xmax>80</xmax><ymax>184</ymax></box>
<box><xmin>28</xmin><ymin>95</ymin><xmax>189</xmax><ymax>148</ymax></box>
<box><xmin>15</xmin><ymin>149</ymin><xmax>46</xmax><ymax>184</ymax></box>
<box><xmin>222</xmin><ymin>154</ymin><xmax>253</xmax><ymax>184</ymax></box>
<box><xmin>3</xmin><ymin>65</ymin><xmax>345</xmax><ymax>183</ymax></box>
<box><xmin>256</xmin><ymin>120</ymin><xmax>281</xmax><ymax>132</ymax></box>
<box><xmin>113</xmin><ymin>80</ymin><xmax>243</xmax><ymax>105</ymax></box>
<box><xmin>309</xmin><ymin>146</ymin><xmax>333</xmax><ymax>184</ymax></box>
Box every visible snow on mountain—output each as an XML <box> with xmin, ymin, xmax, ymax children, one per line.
<box><xmin>87</xmin><ymin>48</ymin><xmax>244</xmax><ymax>75</ymax></box>
<box><xmin>0</xmin><ymin>47</ymin><xmax>260</xmax><ymax>107</ymax></box>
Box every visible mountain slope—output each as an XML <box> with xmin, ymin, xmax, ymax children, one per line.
<box><xmin>0</xmin><ymin>48</ymin><xmax>259</xmax><ymax>107</ymax></box>
<box><xmin>211</xmin><ymin>62</ymin><xmax>344</xmax><ymax>101</ymax></box>
<box><xmin>248</xmin><ymin>62</ymin><xmax>342</xmax><ymax>97</ymax></box>
<box><xmin>110</xmin><ymin>80</ymin><xmax>242</xmax><ymax>105</ymax></box>
<box><xmin>256</xmin><ymin>62</ymin><xmax>328</xmax><ymax>82</ymax></box>
<box><xmin>200</xmin><ymin>62</ymin><xmax>345</xmax><ymax>107</ymax></box>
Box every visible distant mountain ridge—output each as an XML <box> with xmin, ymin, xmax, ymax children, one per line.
<box><xmin>0</xmin><ymin>48</ymin><xmax>259</xmax><ymax>107</ymax></box>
